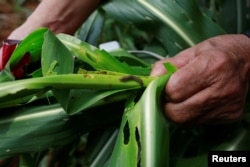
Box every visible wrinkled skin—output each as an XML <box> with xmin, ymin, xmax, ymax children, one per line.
<box><xmin>151</xmin><ymin>34</ymin><xmax>250</xmax><ymax>125</ymax></box>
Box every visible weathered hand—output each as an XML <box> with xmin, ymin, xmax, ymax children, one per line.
<box><xmin>151</xmin><ymin>34</ymin><xmax>250</xmax><ymax>125</ymax></box>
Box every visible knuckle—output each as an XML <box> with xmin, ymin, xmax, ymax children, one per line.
<box><xmin>153</xmin><ymin>59</ymin><xmax>170</xmax><ymax>70</ymax></box>
<box><xmin>151</xmin><ymin>60</ymin><xmax>168</xmax><ymax>76</ymax></box>
<box><xmin>164</xmin><ymin>104</ymin><xmax>193</xmax><ymax>124</ymax></box>
<box><xmin>165</xmin><ymin>75</ymin><xmax>183</xmax><ymax>102</ymax></box>
<box><xmin>205</xmin><ymin>51</ymin><xmax>228</xmax><ymax>72</ymax></box>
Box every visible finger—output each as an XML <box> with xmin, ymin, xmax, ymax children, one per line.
<box><xmin>164</xmin><ymin>84</ymin><xmax>244</xmax><ymax>125</ymax></box>
<box><xmin>165</xmin><ymin>46</ymin><xmax>243</xmax><ymax>103</ymax></box>
<box><xmin>165</xmin><ymin>54</ymin><xmax>216</xmax><ymax>102</ymax></box>
<box><xmin>150</xmin><ymin>58</ymin><xmax>172</xmax><ymax>76</ymax></box>
<box><xmin>164</xmin><ymin>86</ymin><xmax>217</xmax><ymax>124</ymax></box>
<box><xmin>150</xmin><ymin>47</ymin><xmax>196</xmax><ymax>76</ymax></box>
<box><xmin>194</xmin><ymin>104</ymin><xmax>243</xmax><ymax>125</ymax></box>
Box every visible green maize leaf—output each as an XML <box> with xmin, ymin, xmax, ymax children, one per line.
<box><xmin>103</xmin><ymin>0</ymin><xmax>225</xmax><ymax>55</ymax></box>
<box><xmin>0</xmin><ymin>94</ymin><xmax>36</xmax><ymax>109</ymax></box>
<box><xmin>0</xmin><ymin>73</ymin><xmax>155</xmax><ymax>105</ymax></box>
<box><xmin>0</xmin><ymin>104</ymin><xmax>79</xmax><ymax>158</ymax></box>
<box><xmin>109</xmin><ymin>48</ymin><xmax>150</xmax><ymax>68</ymax></box>
<box><xmin>82</xmin><ymin>129</ymin><xmax>118</xmax><ymax>167</ymax></box>
<box><xmin>57</xmin><ymin>34</ymin><xmax>139</xmax><ymax>75</ymax></box>
<box><xmin>142</xmin><ymin>38</ymin><xmax>169</xmax><ymax>59</ymax></box>
<box><xmin>108</xmin><ymin>73</ymin><xmax>173</xmax><ymax>167</ymax></box>
<box><xmin>28</xmin><ymin>68</ymin><xmax>42</xmax><ymax>78</ymax></box>
<box><xmin>1</xmin><ymin>87</ymin><xmax>56</xmax><ymax>109</ymax></box>
<box><xmin>8</xmin><ymin>28</ymin><xmax>48</xmax><ymax>69</ymax></box>
<box><xmin>41</xmin><ymin>30</ymin><xmax>74</xmax><ymax>76</ymax></box>
<box><xmin>107</xmin><ymin>63</ymin><xmax>176</xmax><ymax>167</ymax></box>
<box><xmin>76</xmin><ymin>9</ymin><xmax>105</xmax><ymax>46</ymax></box>
<box><xmin>42</xmin><ymin>30</ymin><xmax>74</xmax><ymax>111</ymax></box>
<box><xmin>0</xmin><ymin>69</ymin><xmax>14</xmax><ymax>82</ymax></box>
<box><xmin>164</xmin><ymin>62</ymin><xmax>178</xmax><ymax>73</ymax></box>
<box><xmin>67</xmin><ymin>89</ymin><xmax>135</xmax><ymax>115</ymax></box>
<box><xmin>0</xmin><ymin>102</ymin><xmax>123</xmax><ymax>158</ymax></box>
<box><xmin>130</xmin><ymin>66</ymin><xmax>151</xmax><ymax>76</ymax></box>
<box><xmin>19</xmin><ymin>154</ymin><xmax>36</xmax><ymax>167</ymax></box>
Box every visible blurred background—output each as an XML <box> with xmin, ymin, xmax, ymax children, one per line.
<box><xmin>0</xmin><ymin>0</ymin><xmax>40</xmax><ymax>44</ymax></box>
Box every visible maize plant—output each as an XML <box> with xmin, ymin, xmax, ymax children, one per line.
<box><xmin>0</xmin><ymin>0</ymin><xmax>250</xmax><ymax>167</ymax></box>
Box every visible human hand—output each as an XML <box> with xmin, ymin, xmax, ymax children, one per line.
<box><xmin>151</xmin><ymin>34</ymin><xmax>250</xmax><ymax>125</ymax></box>
<box><xmin>1</xmin><ymin>0</ymin><xmax>101</xmax><ymax>70</ymax></box>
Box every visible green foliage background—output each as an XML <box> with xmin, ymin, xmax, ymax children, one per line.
<box><xmin>0</xmin><ymin>0</ymin><xmax>250</xmax><ymax>167</ymax></box>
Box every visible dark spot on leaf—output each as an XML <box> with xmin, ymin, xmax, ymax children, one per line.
<box><xmin>123</xmin><ymin>121</ymin><xmax>130</xmax><ymax>145</ymax></box>
<box><xmin>135</xmin><ymin>127</ymin><xmax>141</xmax><ymax>167</ymax></box>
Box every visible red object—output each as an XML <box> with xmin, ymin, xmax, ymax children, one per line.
<box><xmin>11</xmin><ymin>53</ymin><xmax>30</xmax><ymax>79</ymax></box>
<box><xmin>0</xmin><ymin>39</ymin><xmax>30</xmax><ymax>79</ymax></box>
<box><xmin>0</xmin><ymin>39</ymin><xmax>20</xmax><ymax>70</ymax></box>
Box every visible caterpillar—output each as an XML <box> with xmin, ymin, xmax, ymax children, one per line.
<box><xmin>119</xmin><ymin>75</ymin><xmax>143</xmax><ymax>87</ymax></box>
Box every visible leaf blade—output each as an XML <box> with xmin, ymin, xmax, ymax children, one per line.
<box><xmin>108</xmin><ymin>73</ymin><xmax>172</xmax><ymax>167</ymax></box>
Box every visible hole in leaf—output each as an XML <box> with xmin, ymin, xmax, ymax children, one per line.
<box><xmin>134</xmin><ymin>91</ymin><xmax>143</xmax><ymax>103</ymax></box>
<box><xmin>135</xmin><ymin>127</ymin><xmax>141</xmax><ymax>167</ymax></box>
<box><xmin>123</xmin><ymin>121</ymin><xmax>130</xmax><ymax>145</ymax></box>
